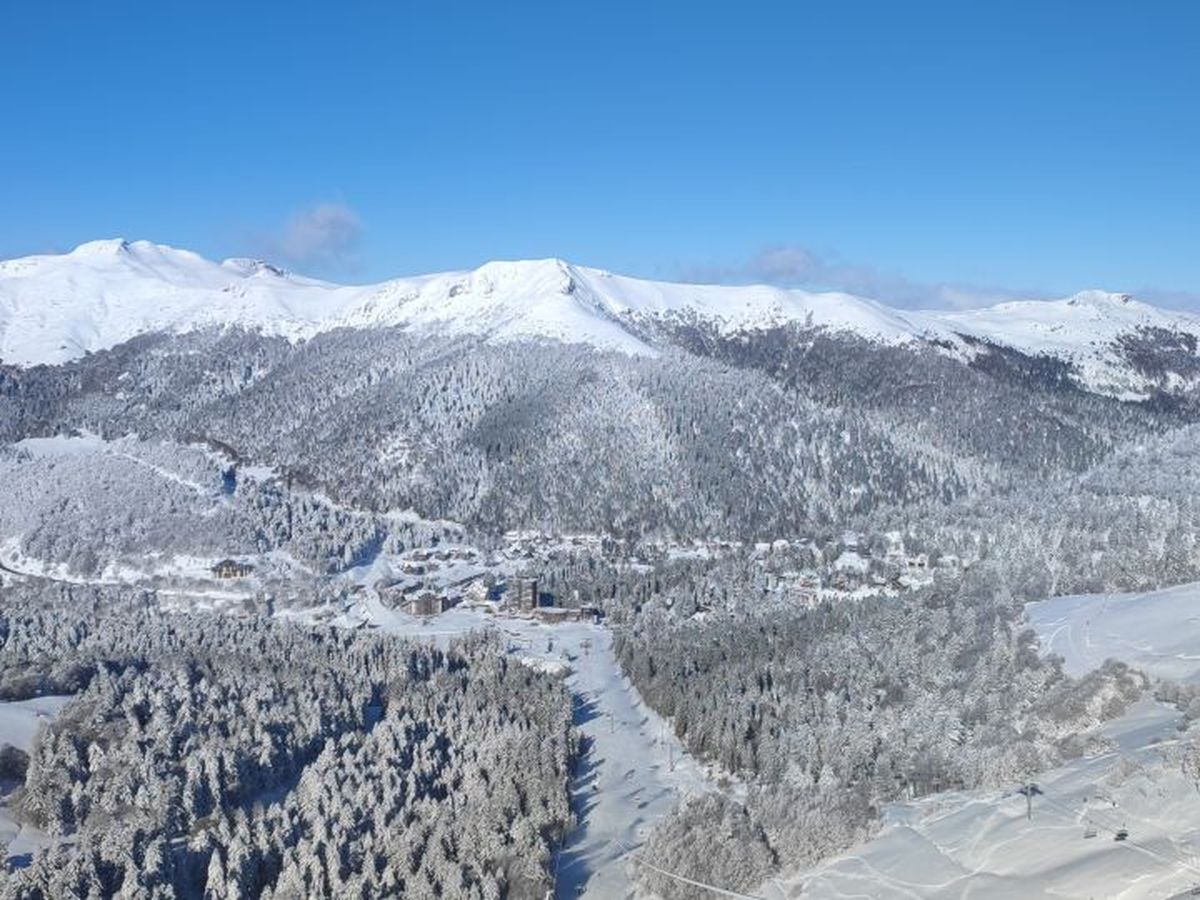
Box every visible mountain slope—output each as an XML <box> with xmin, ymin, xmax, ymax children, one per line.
<box><xmin>4</xmin><ymin>239</ymin><xmax>1200</xmax><ymax>400</ymax></box>
<box><xmin>940</xmin><ymin>291</ymin><xmax>1200</xmax><ymax>400</ymax></box>
<box><xmin>0</xmin><ymin>239</ymin><xmax>363</xmax><ymax>366</ymax></box>
<box><xmin>0</xmin><ymin>240</ymin><xmax>935</xmax><ymax>365</ymax></box>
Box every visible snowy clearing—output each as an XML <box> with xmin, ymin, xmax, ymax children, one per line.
<box><xmin>0</xmin><ymin>696</ymin><xmax>72</xmax><ymax>754</ymax></box>
<box><xmin>1028</xmin><ymin>581</ymin><xmax>1200</xmax><ymax>682</ymax></box>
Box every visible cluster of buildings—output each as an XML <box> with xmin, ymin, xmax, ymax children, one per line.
<box><xmin>211</xmin><ymin>559</ymin><xmax>254</xmax><ymax>579</ymax></box>
<box><xmin>745</xmin><ymin>532</ymin><xmax>970</xmax><ymax>612</ymax></box>
<box><xmin>499</xmin><ymin>530</ymin><xmax>618</xmax><ymax>565</ymax></box>
<box><xmin>376</xmin><ymin>556</ymin><xmax>601</xmax><ymax>623</ymax></box>
<box><xmin>374</xmin><ymin>545</ymin><xmax>491</xmax><ymax>616</ymax></box>
<box><xmin>375</xmin><ymin>533</ymin><xmax>610</xmax><ymax>623</ymax></box>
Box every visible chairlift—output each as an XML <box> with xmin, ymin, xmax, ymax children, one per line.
<box><xmin>1114</xmin><ymin>827</ymin><xmax>1129</xmax><ymax>842</ymax></box>
<box><xmin>1083</xmin><ymin>826</ymin><xmax>1097</xmax><ymax>839</ymax></box>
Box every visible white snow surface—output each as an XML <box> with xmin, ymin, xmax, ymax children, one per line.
<box><xmin>0</xmin><ymin>240</ymin><xmax>934</xmax><ymax>363</ymax></box>
<box><xmin>5</xmin><ymin>240</ymin><xmax>1198</xmax><ymax>397</ymax></box>
<box><xmin>0</xmin><ymin>696</ymin><xmax>72</xmax><ymax>754</ymax></box>
<box><xmin>938</xmin><ymin>291</ymin><xmax>1200</xmax><ymax>399</ymax></box>
<box><xmin>771</xmin><ymin>582</ymin><xmax>1200</xmax><ymax>899</ymax></box>
<box><xmin>785</xmin><ymin>698</ymin><xmax>1200</xmax><ymax>900</ymax></box>
<box><xmin>0</xmin><ymin>240</ymin><xmax>361</xmax><ymax>366</ymax></box>
<box><xmin>1028</xmin><ymin>581</ymin><xmax>1200</xmax><ymax>683</ymax></box>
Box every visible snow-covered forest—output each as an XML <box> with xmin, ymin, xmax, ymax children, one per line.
<box><xmin>4</xmin><ymin>314</ymin><xmax>1200</xmax><ymax>897</ymax></box>
<box><xmin>1</xmin><ymin>324</ymin><xmax>1175</xmax><ymax>540</ymax></box>
<box><xmin>0</xmin><ymin>584</ymin><xmax>575</xmax><ymax>898</ymax></box>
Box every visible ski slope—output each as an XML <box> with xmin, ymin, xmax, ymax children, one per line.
<box><xmin>785</xmin><ymin>698</ymin><xmax>1200</xmax><ymax>900</ymax></box>
<box><xmin>770</xmin><ymin>582</ymin><xmax>1200</xmax><ymax>899</ymax></box>
<box><xmin>337</xmin><ymin>592</ymin><xmax>715</xmax><ymax>899</ymax></box>
<box><xmin>1028</xmin><ymin>581</ymin><xmax>1200</xmax><ymax>682</ymax></box>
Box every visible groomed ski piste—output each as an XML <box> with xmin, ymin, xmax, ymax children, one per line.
<box><xmin>761</xmin><ymin>583</ymin><xmax>1200</xmax><ymax>900</ymax></box>
<box><xmin>331</xmin><ymin>589</ymin><xmax>722</xmax><ymax>899</ymax></box>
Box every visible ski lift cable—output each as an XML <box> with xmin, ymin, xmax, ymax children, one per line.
<box><xmin>1036</xmin><ymin>793</ymin><xmax>1138</xmax><ymax>850</ymax></box>
<box><xmin>1034</xmin><ymin>790</ymin><xmax>1200</xmax><ymax>879</ymax></box>
<box><xmin>1034</xmin><ymin>792</ymin><xmax>1130</xmax><ymax>841</ymax></box>
<box><xmin>614</xmin><ymin>839</ymin><xmax>773</xmax><ymax>899</ymax></box>
<box><xmin>1020</xmin><ymin>786</ymin><xmax>1200</xmax><ymax>893</ymax></box>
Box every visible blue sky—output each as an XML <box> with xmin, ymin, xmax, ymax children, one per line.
<box><xmin>2</xmin><ymin>1</ymin><xmax>1197</xmax><ymax>306</ymax></box>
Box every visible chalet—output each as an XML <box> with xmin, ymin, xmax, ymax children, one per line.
<box><xmin>938</xmin><ymin>554</ymin><xmax>962</xmax><ymax>571</ymax></box>
<box><xmin>883</xmin><ymin>532</ymin><xmax>908</xmax><ymax>565</ymax></box>
<box><xmin>463</xmin><ymin>579</ymin><xmax>492</xmax><ymax>603</ymax></box>
<box><xmin>834</xmin><ymin>550</ymin><xmax>870</xmax><ymax>576</ymax></box>
<box><xmin>795</xmin><ymin>570</ymin><xmax>822</xmax><ymax>589</ymax></box>
<box><xmin>212</xmin><ymin>559</ymin><xmax>253</xmax><ymax>579</ymax></box>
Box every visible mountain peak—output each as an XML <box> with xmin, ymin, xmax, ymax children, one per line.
<box><xmin>4</xmin><ymin>239</ymin><xmax>1200</xmax><ymax>402</ymax></box>
<box><xmin>466</xmin><ymin>258</ymin><xmax>579</xmax><ymax>297</ymax></box>
<box><xmin>71</xmin><ymin>238</ymin><xmax>132</xmax><ymax>257</ymax></box>
<box><xmin>67</xmin><ymin>238</ymin><xmax>213</xmax><ymax>271</ymax></box>
<box><xmin>1064</xmin><ymin>290</ymin><xmax>1134</xmax><ymax>308</ymax></box>
<box><xmin>222</xmin><ymin>257</ymin><xmax>289</xmax><ymax>278</ymax></box>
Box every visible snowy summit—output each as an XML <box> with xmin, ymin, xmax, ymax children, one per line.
<box><xmin>3</xmin><ymin>240</ymin><xmax>1200</xmax><ymax>398</ymax></box>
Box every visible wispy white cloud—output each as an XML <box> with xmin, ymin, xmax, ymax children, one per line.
<box><xmin>679</xmin><ymin>244</ymin><xmax>1041</xmax><ymax>310</ymax></box>
<box><xmin>1132</xmin><ymin>287</ymin><xmax>1200</xmax><ymax>312</ymax></box>
<box><xmin>263</xmin><ymin>201</ymin><xmax>363</xmax><ymax>272</ymax></box>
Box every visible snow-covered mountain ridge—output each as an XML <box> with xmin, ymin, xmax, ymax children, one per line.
<box><xmin>3</xmin><ymin>239</ymin><xmax>1199</xmax><ymax>399</ymax></box>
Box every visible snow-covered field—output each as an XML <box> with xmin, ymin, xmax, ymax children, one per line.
<box><xmin>770</xmin><ymin>582</ymin><xmax>1200</xmax><ymax>899</ymax></box>
<box><xmin>1028</xmin><ymin>582</ymin><xmax>1200</xmax><ymax>682</ymax></box>
<box><xmin>339</xmin><ymin>592</ymin><xmax>716</xmax><ymax>899</ymax></box>
<box><xmin>0</xmin><ymin>696</ymin><xmax>72</xmax><ymax>756</ymax></box>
